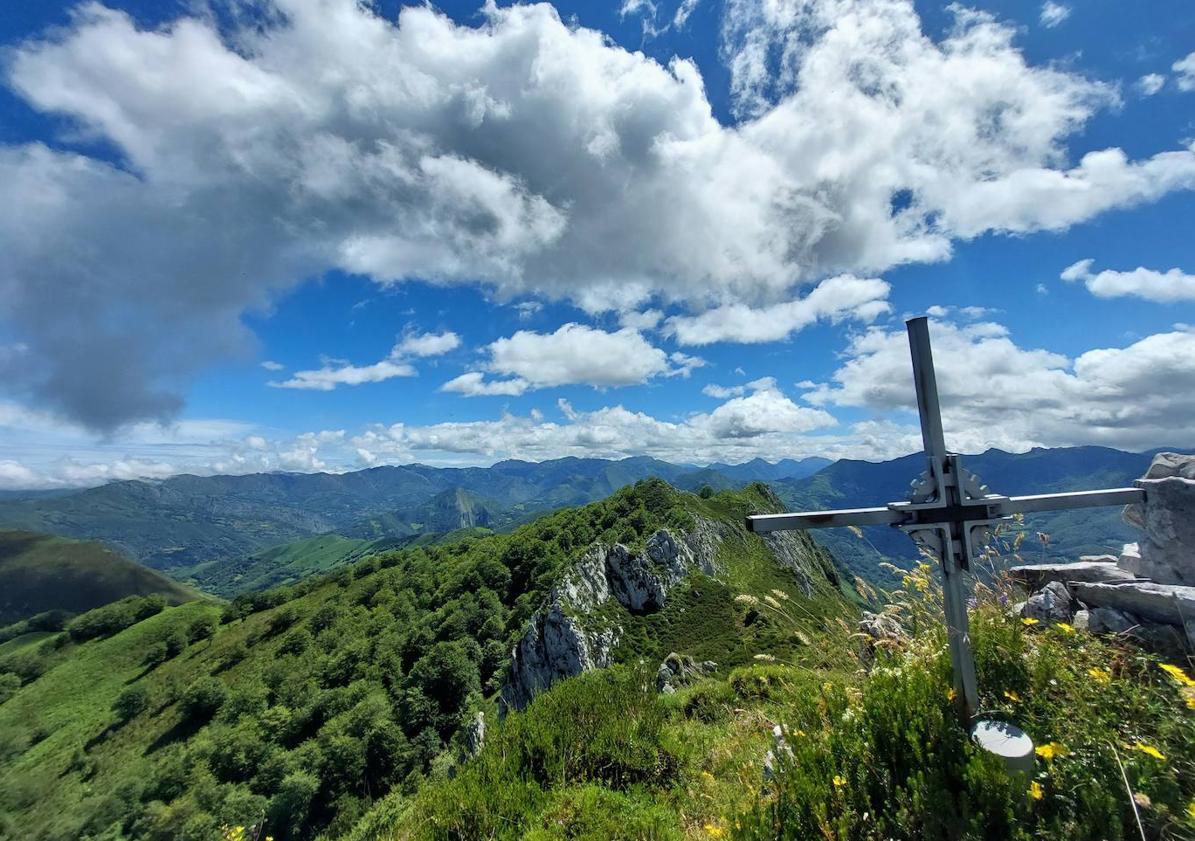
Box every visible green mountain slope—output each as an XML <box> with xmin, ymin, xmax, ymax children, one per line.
<box><xmin>0</xmin><ymin>458</ymin><xmax>705</xmax><ymax>576</ymax></box>
<box><xmin>0</xmin><ymin>531</ymin><xmax>200</xmax><ymax>626</ymax></box>
<box><xmin>0</xmin><ymin>480</ymin><xmax>846</xmax><ymax>841</ymax></box>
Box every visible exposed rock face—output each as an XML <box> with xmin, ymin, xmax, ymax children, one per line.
<box><xmin>1007</xmin><ymin>561</ymin><xmax>1134</xmax><ymax>590</ymax></box>
<box><xmin>1121</xmin><ymin>453</ymin><xmax>1195</xmax><ymax>586</ymax></box>
<box><xmin>1021</xmin><ymin>580</ymin><xmax>1074</xmax><ymax>623</ymax></box>
<box><xmin>501</xmin><ymin>596</ymin><xmax>619</xmax><ymax>712</ymax></box>
<box><xmin>1071</xmin><ymin>581</ymin><xmax>1195</xmax><ymax>635</ymax></box>
<box><xmin>502</xmin><ymin>520</ymin><xmax>727</xmax><ymax>711</ymax></box>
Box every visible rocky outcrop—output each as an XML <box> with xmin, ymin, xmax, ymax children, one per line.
<box><xmin>1121</xmin><ymin>453</ymin><xmax>1195</xmax><ymax>586</ymax></box>
<box><xmin>655</xmin><ymin>652</ymin><xmax>716</xmax><ymax>694</ymax></box>
<box><xmin>501</xmin><ymin>520</ymin><xmax>726</xmax><ymax>712</ymax></box>
<box><xmin>501</xmin><ymin>596</ymin><xmax>619</xmax><ymax>712</ymax></box>
<box><xmin>1009</xmin><ymin>453</ymin><xmax>1195</xmax><ymax>654</ymax></box>
<box><xmin>1007</xmin><ymin>560</ymin><xmax>1134</xmax><ymax>590</ymax></box>
<box><xmin>1070</xmin><ymin>582</ymin><xmax>1195</xmax><ymax>631</ymax></box>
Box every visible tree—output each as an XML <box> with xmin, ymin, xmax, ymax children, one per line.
<box><xmin>113</xmin><ymin>684</ymin><xmax>150</xmax><ymax>724</ymax></box>
<box><xmin>699</xmin><ymin>485</ymin><xmax>715</xmax><ymax>499</ymax></box>
<box><xmin>187</xmin><ymin>614</ymin><xmax>218</xmax><ymax>645</ymax></box>
<box><xmin>407</xmin><ymin>641</ymin><xmax>480</xmax><ymax>736</ymax></box>
<box><xmin>180</xmin><ymin>677</ymin><xmax>228</xmax><ymax>722</ymax></box>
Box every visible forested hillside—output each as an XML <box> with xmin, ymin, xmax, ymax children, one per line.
<box><xmin>0</xmin><ymin>481</ymin><xmax>847</xmax><ymax>840</ymax></box>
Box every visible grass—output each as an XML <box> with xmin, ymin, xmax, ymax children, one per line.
<box><xmin>351</xmin><ymin>557</ymin><xmax>1194</xmax><ymax>841</ymax></box>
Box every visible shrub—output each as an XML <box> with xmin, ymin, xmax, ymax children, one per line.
<box><xmin>180</xmin><ymin>677</ymin><xmax>229</xmax><ymax>722</ymax></box>
<box><xmin>186</xmin><ymin>615</ymin><xmax>218</xmax><ymax>645</ymax></box>
<box><xmin>0</xmin><ymin>672</ymin><xmax>20</xmax><ymax>705</ymax></box>
<box><xmin>66</xmin><ymin>595</ymin><xmax>165</xmax><ymax>642</ymax></box>
<box><xmin>113</xmin><ymin>684</ymin><xmax>150</xmax><ymax>724</ymax></box>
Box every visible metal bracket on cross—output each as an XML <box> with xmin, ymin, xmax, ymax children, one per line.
<box><xmin>745</xmin><ymin>316</ymin><xmax>1145</xmax><ymax>729</ymax></box>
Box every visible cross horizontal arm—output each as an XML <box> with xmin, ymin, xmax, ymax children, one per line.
<box><xmin>1001</xmin><ymin>487</ymin><xmax>1144</xmax><ymax>515</ymax></box>
<box><xmin>746</xmin><ymin>506</ymin><xmax>906</xmax><ymax>532</ymax></box>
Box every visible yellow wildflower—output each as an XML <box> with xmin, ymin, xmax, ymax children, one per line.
<box><xmin>701</xmin><ymin>770</ymin><xmax>715</xmax><ymax>781</ymax></box>
<box><xmin>947</xmin><ymin>688</ymin><xmax>957</xmax><ymax>702</ymax></box>
<box><xmin>1035</xmin><ymin>742</ymin><xmax>1067</xmax><ymax>761</ymax></box>
<box><xmin>1159</xmin><ymin>663</ymin><xmax>1195</xmax><ymax>687</ymax></box>
<box><xmin>1133</xmin><ymin>742</ymin><xmax>1166</xmax><ymax>761</ymax></box>
<box><xmin>1087</xmin><ymin>667</ymin><xmax>1111</xmax><ymax>684</ymax></box>
<box><xmin>833</xmin><ymin>775</ymin><xmax>847</xmax><ymax>788</ymax></box>
<box><xmin>1021</xmin><ymin>618</ymin><xmax>1039</xmax><ymax>626</ymax></box>
<box><xmin>1003</xmin><ymin>690</ymin><xmax>1022</xmax><ymax>702</ymax></box>
<box><xmin>1054</xmin><ymin>622</ymin><xmax>1075</xmax><ymax>634</ymax></box>
<box><xmin>1182</xmin><ymin>687</ymin><xmax>1195</xmax><ymax>710</ymax></box>
<box><xmin>703</xmin><ymin>822</ymin><xmax>726</xmax><ymax>838</ymax></box>
<box><xmin>1028</xmin><ymin>781</ymin><xmax>1044</xmax><ymax>800</ymax></box>
<box><xmin>1187</xmin><ymin>800</ymin><xmax>1195</xmax><ymax>820</ymax></box>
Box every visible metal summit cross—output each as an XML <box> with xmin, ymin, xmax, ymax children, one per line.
<box><xmin>746</xmin><ymin>316</ymin><xmax>1146</xmax><ymax>724</ymax></box>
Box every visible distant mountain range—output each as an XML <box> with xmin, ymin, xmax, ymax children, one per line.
<box><xmin>0</xmin><ymin>447</ymin><xmax>1180</xmax><ymax>596</ymax></box>
<box><xmin>772</xmin><ymin>446</ymin><xmax>1188</xmax><ymax>582</ymax></box>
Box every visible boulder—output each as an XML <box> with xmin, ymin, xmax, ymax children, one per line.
<box><xmin>655</xmin><ymin>651</ymin><xmax>715</xmax><ymax>693</ymax></box>
<box><xmin>1085</xmin><ymin>607</ymin><xmax>1138</xmax><ymax>635</ymax></box>
<box><xmin>1020</xmin><ymin>581</ymin><xmax>1074</xmax><ymax>623</ymax></box>
<box><xmin>1008</xmin><ymin>561</ymin><xmax>1133</xmax><ymax>591</ymax></box>
<box><xmin>1121</xmin><ymin>453</ymin><xmax>1195</xmax><ymax>586</ymax></box>
<box><xmin>1071</xmin><ymin>581</ymin><xmax>1195</xmax><ymax>631</ymax></box>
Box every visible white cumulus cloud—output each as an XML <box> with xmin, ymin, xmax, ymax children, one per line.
<box><xmin>806</xmin><ymin>320</ymin><xmax>1195</xmax><ymax>452</ymax></box>
<box><xmin>2</xmin><ymin>0</ymin><xmax>1193</xmax><ymax>428</ymax></box>
<box><xmin>451</xmin><ymin>323</ymin><xmax>702</xmax><ymax>394</ymax></box>
<box><xmin>1175</xmin><ymin>52</ymin><xmax>1195</xmax><ymax>92</ymax></box>
<box><xmin>1061</xmin><ymin>259</ymin><xmax>1195</xmax><ymax>303</ymax></box>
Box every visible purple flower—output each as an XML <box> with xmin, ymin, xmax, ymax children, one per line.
<box><xmin>967</xmin><ymin>597</ymin><xmax>978</xmax><ymax>611</ymax></box>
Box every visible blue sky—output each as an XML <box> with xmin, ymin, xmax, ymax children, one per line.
<box><xmin>0</xmin><ymin>0</ymin><xmax>1193</xmax><ymax>487</ymax></box>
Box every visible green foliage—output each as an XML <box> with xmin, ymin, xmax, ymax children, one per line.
<box><xmin>180</xmin><ymin>677</ymin><xmax>229</xmax><ymax>722</ymax></box>
<box><xmin>113</xmin><ymin>684</ymin><xmax>150</xmax><ymax>723</ymax></box>
<box><xmin>405</xmin><ymin>668</ymin><xmax>678</xmax><ymax>840</ymax></box>
<box><xmin>66</xmin><ymin>595</ymin><xmax>167</xmax><ymax>642</ymax></box>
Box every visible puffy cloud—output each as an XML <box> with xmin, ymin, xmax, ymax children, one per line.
<box><xmin>701</xmin><ymin>376</ymin><xmax>776</xmax><ymax>398</ymax></box>
<box><xmin>394</xmin><ymin>331</ymin><xmax>461</xmax><ymax>357</ymax></box>
<box><xmin>1175</xmin><ymin>52</ymin><xmax>1195</xmax><ymax>92</ymax></box>
<box><xmin>271</xmin><ymin>359</ymin><xmax>416</xmax><ymax>391</ymax></box>
<box><xmin>1136</xmin><ymin>74</ymin><xmax>1166</xmax><ymax>97</ymax></box>
<box><xmin>1</xmin><ymin>0</ymin><xmax>1192</xmax><ymax>428</ymax></box>
<box><xmin>1061</xmin><ymin>259</ymin><xmax>1195</xmax><ymax>303</ymax></box>
<box><xmin>1039</xmin><ymin>2</ymin><xmax>1071</xmax><ymax>28</ymax></box>
<box><xmin>441</xmin><ymin>371</ymin><xmax>529</xmax><ymax>397</ymax></box>
<box><xmin>806</xmin><ymin>320</ymin><xmax>1195</xmax><ymax>452</ymax></box>
<box><xmin>666</xmin><ymin>275</ymin><xmax>890</xmax><ymax>345</ymax></box>
<box><xmin>272</xmin><ymin>330</ymin><xmax>458</xmax><ymax>390</ymax></box>
<box><xmin>453</xmin><ymin>323</ymin><xmax>701</xmax><ymax>394</ymax></box>
<box><xmin>260</xmin><ymin>360</ymin><xmax>285</xmax><ymax>371</ymax></box>
<box><xmin>706</xmin><ymin>386</ymin><xmax>835</xmax><ymax>437</ymax></box>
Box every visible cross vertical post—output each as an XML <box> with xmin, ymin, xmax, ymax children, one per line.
<box><xmin>906</xmin><ymin>317</ymin><xmax>979</xmax><ymax>720</ymax></box>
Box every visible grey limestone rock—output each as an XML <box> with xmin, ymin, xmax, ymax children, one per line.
<box><xmin>1072</xmin><ymin>581</ymin><xmax>1195</xmax><ymax>631</ymax></box>
<box><xmin>1020</xmin><ymin>580</ymin><xmax>1074</xmax><ymax>623</ymax></box>
<box><xmin>1085</xmin><ymin>607</ymin><xmax>1138</xmax><ymax>635</ymax></box>
<box><xmin>1121</xmin><ymin>453</ymin><xmax>1195</xmax><ymax>586</ymax></box>
<box><xmin>1008</xmin><ymin>561</ymin><xmax>1133</xmax><ymax>591</ymax></box>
